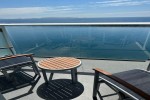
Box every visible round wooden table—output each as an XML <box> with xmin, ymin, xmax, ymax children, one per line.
<box><xmin>38</xmin><ymin>57</ymin><xmax>81</xmax><ymax>84</ymax></box>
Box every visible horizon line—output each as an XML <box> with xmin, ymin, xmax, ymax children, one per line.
<box><xmin>0</xmin><ymin>16</ymin><xmax>150</xmax><ymax>20</ymax></box>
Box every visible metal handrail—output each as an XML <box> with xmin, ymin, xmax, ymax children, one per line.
<box><xmin>0</xmin><ymin>22</ymin><xmax>150</xmax><ymax>26</ymax></box>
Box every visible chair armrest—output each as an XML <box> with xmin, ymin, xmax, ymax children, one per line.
<box><xmin>93</xmin><ymin>68</ymin><xmax>150</xmax><ymax>99</ymax></box>
<box><xmin>15</xmin><ymin>53</ymin><xmax>33</xmax><ymax>57</ymax></box>
<box><xmin>94</xmin><ymin>68</ymin><xmax>112</xmax><ymax>75</ymax></box>
<box><xmin>0</xmin><ymin>54</ymin><xmax>33</xmax><ymax>60</ymax></box>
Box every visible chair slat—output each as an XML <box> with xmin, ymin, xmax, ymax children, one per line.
<box><xmin>93</xmin><ymin>68</ymin><xmax>150</xmax><ymax>99</ymax></box>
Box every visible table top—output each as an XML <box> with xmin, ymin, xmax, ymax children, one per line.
<box><xmin>38</xmin><ymin>57</ymin><xmax>81</xmax><ymax>71</ymax></box>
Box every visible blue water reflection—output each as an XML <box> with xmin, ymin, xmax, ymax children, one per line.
<box><xmin>6</xmin><ymin>26</ymin><xmax>150</xmax><ymax>60</ymax></box>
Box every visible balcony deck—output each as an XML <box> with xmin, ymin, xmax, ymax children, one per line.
<box><xmin>2</xmin><ymin>58</ymin><xmax>149</xmax><ymax>100</ymax></box>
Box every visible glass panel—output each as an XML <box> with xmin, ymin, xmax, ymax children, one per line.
<box><xmin>0</xmin><ymin>49</ymin><xmax>12</xmax><ymax>57</ymax></box>
<box><xmin>0</xmin><ymin>29</ymin><xmax>14</xmax><ymax>57</ymax></box>
<box><xmin>5</xmin><ymin>26</ymin><xmax>150</xmax><ymax>60</ymax></box>
<box><xmin>0</xmin><ymin>31</ymin><xmax>8</xmax><ymax>47</ymax></box>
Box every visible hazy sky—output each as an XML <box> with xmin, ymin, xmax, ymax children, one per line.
<box><xmin>0</xmin><ymin>0</ymin><xmax>150</xmax><ymax>19</ymax></box>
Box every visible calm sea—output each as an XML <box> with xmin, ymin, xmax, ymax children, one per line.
<box><xmin>0</xmin><ymin>17</ymin><xmax>150</xmax><ymax>23</ymax></box>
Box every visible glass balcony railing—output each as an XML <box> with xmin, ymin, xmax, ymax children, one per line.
<box><xmin>1</xmin><ymin>23</ymin><xmax>150</xmax><ymax>61</ymax></box>
<box><xmin>0</xmin><ymin>27</ymin><xmax>14</xmax><ymax>56</ymax></box>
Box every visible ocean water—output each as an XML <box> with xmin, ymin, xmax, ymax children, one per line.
<box><xmin>5</xmin><ymin>25</ymin><xmax>150</xmax><ymax>61</ymax></box>
<box><xmin>0</xmin><ymin>17</ymin><xmax>150</xmax><ymax>23</ymax></box>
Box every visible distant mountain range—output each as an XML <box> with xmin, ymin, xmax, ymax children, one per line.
<box><xmin>0</xmin><ymin>17</ymin><xmax>150</xmax><ymax>23</ymax></box>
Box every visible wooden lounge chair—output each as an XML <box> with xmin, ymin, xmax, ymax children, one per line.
<box><xmin>0</xmin><ymin>54</ymin><xmax>41</xmax><ymax>94</ymax></box>
<box><xmin>93</xmin><ymin>68</ymin><xmax>150</xmax><ymax>100</ymax></box>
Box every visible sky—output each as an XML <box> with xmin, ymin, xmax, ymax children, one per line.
<box><xmin>0</xmin><ymin>0</ymin><xmax>150</xmax><ymax>19</ymax></box>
